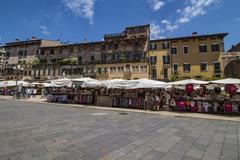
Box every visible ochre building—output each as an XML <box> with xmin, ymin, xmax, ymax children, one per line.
<box><xmin>149</xmin><ymin>32</ymin><xmax>228</xmax><ymax>81</ymax></box>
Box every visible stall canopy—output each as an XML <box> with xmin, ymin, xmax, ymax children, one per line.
<box><xmin>101</xmin><ymin>79</ymin><xmax>132</xmax><ymax>89</ymax></box>
<box><xmin>169</xmin><ymin>79</ymin><xmax>209</xmax><ymax>85</ymax></box>
<box><xmin>126</xmin><ymin>79</ymin><xmax>170</xmax><ymax>89</ymax></box>
<box><xmin>0</xmin><ymin>81</ymin><xmax>29</xmax><ymax>87</ymax></box>
<box><xmin>50</xmin><ymin>78</ymin><xmax>72</xmax><ymax>87</ymax></box>
<box><xmin>73</xmin><ymin>77</ymin><xmax>104</xmax><ymax>88</ymax></box>
<box><xmin>210</xmin><ymin>78</ymin><xmax>240</xmax><ymax>84</ymax></box>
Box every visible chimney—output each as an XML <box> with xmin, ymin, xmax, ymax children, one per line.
<box><xmin>15</xmin><ymin>39</ymin><xmax>20</xmax><ymax>42</ymax></box>
<box><xmin>31</xmin><ymin>36</ymin><xmax>37</xmax><ymax>40</ymax></box>
<box><xmin>192</xmin><ymin>32</ymin><xmax>198</xmax><ymax>36</ymax></box>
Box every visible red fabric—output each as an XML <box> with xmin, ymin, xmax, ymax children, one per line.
<box><xmin>186</xmin><ymin>84</ymin><xmax>194</xmax><ymax>94</ymax></box>
<box><xmin>177</xmin><ymin>101</ymin><xmax>186</xmax><ymax>111</ymax></box>
<box><xmin>225</xmin><ymin>84</ymin><xmax>237</xmax><ymax>95</ymax></box>
<box><xmin>224</xmin><ymin>103</ymin><xmax>233</xmax><ymax>113</ymax></box>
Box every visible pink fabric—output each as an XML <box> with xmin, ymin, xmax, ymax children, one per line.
<box><xmin>224</xmin><ymin>103</ymin><xmax>233</xmax><ymax>113</ymax></box>
<box><xmin>177</xmin><ymin>101</ymin><xmax>186</xmax><ymax>111</ymax></box>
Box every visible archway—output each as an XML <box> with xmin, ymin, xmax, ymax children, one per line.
<box><xmin>224</xmin><ymin>59</ymin><xmax>240</xmax><ymax>78</ymax></box>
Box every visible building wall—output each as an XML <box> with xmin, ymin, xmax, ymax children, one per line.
<box><xmin>36</xmin><ymin>25</ymin><xmax>150</xmax><ymax>80</ymax></box>
<box><xmin>3</xmin><ymin>39</ymin><xmax>61</xmax><ymax>81</ymax></box>
<box><xmin>0</xmin><ymin>47</ymin><xmax>5</xmax><ymax>79</ymax></box>
<box><xmin>95</xmin><ymin>62</ymin><xmax>149</xmax><ymax>80</ymax></box>
<box><xmin>149</xmin><ymin>34</ymin><xmax>226</xmax><ymax>81</ymax></box>
<box><xmin>222</xmin><ymin>52</ymin><xmax>240</xmax><ymax>78</ymax></box>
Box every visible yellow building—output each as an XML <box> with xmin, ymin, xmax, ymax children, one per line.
<box><xmin>149</xmin><ymin>32</ymin><xmax>228</xmax><ymax>81</ymax></box>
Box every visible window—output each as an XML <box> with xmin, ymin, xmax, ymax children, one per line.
<box><xmin>18</xmin><ymin>50</ymin><xmax>23</xmax><ymax>58</ymax></box>
<box><xmin>114</xmin><ymin>44</ymin><xmax>118</xmax><ymax>50</ymax></box>
<box><xmin>140</xmin><ymin>66</ymin><xmax>147</xmax><ymax>73</ymax></box>
<box><xmin>132</xmin><ymin>66</ymin><xmax>136</xmax><ymax>73</ymax></box>
<box><xmin>70</xmin><ymin>47</ymin><xmax>74</xmax><ymax>52</ymax></box>
<box><xmin>200</xmin><ymin>62</ymin><xmax>208</xmax><ymax>72</ymax></box>
<box><xmin>40</xmin><ymin>50</ymin><xmax>45</xmax><ymax>55</ymax></box>
<box><xmin>214</xmin><ymin>62</ymin><xmax>221</xmax><ymax>71</ymax></box>
<box><xmin>163</xmin><ymin>55</ymin><xmax>170</xmax><ymax>64</ymax></box>
<box><xmin>164</xmin><ymin>68</ymin><xmax>168</xmax><ymax>79</ymax></box>
<box><xmin>199</xmin><ymin>44</ymin><xmax>207</xmax><ymax>53</ymax></box>
<box><xmin>183</xmin><ymin>46</ymin><xmax>189</xmax><ymax>54</ymax></box>
<box><xmin>118</xmin><ymin>67</ymin><xmax>124</xmax><ymax>73</ymax></box>
<box><xmin>173</xmin><ymin>64</ymin><xmax>178</xmax><ymax>74</ymax></box>
<box><xmin>23</xmin><ymin>50</ymin><xmax>27</xmax><ymax>57</ymax></box>
<box><xmin>171</xmin><ymin>47</ymin><xmax>178</xmax><ymax>55</ymax></box>
<box><xmin>162</xmin><ymin>42</ymin><xmax>169</xmax><ymax>49</ymax></box>
<box><xmin>150</xmin><ymin>56</ymin><xmax>157</xmax><ymax>65</ymax></box>
<box><xmin>134</xmin><ymin>42</ymin><xmax>139</xmax><ymax>48</ymax></box>
<box><xmin>91</xmin><ymin>56</ymin><xmax>94</xmax><ymax>61</ymax></box>
<box><xmin>183</xmin><ymin>63</ymin><xmax>191</xmax><ymax>72</ymax></box>
<box><xmin>150</xmin><ymin>43</ymin><xmax>157</xmax><ymax>50</ymax></box>
<box><xmin>50</xmin><ymin>49</ymin><xmax>54</xmax><ymax>54</ymax></box>
<box><xmin>97</xmin><ymin>68</ymin><xmax>102</xmax><ymax>74</ymax></box>
<box><xmin>78</xmin><ymin>57</ymin><xmax>82</xmax><ymax>64</ymax></box>
<box><xmin>110</xmin><ymin>67</ymin><xmax>116</xmax><ymax>73</ymax></box>
<box><xmin>151</xmin><ymin>68</ymin><xmax>157</xmax><ymax>79</ymax></box>
<box><xmin>211</xmin><ymin>43</ymin><xmax>220</xmax><ymax>52</ymax></box>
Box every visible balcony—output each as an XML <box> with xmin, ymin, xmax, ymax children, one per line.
<box><xmin>96</xmin><ymin>73</ymin><xmax>109</xmax><ymax>80</ymax></box>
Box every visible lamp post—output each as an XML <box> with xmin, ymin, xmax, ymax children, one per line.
<box><xmin>13</xmin><ymin>65</ymin><xmax>24</xmax><ymax>99</ymax></box>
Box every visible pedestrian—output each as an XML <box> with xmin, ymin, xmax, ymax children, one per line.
<box><xmin>33</xmin><ymin>88</ymin><xmax>37</xmax><ymax>97</ymax></box>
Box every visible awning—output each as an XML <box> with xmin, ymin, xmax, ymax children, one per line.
<box><xmin>169</xmin><ymin>79</ymin><xmax>209</xmax><ymax>85</ymax></box>
<box><xmin>50</xmin><ymin>78</ymin><xmax>72</xmax><ymax>87</ymax></box>
<box><xmin>210</xmin><ymin>78</ymin><xmax>240</xmax><ymax>84</ymax></box>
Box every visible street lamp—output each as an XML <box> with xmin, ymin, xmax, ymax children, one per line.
<box><xmin>13</xmin><ymin>65</ymin><xmax>24</xmax><ymax>99</ymax></box>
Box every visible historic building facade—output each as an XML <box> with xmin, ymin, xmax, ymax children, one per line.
<box><xmin>35</xmin><ymin>25</ymin><xmax>150</xmax><ymax>80</ymax></box>
<box><xmin>1</xmin><ymin>24</ymin><xmax>230</xmax><ymax>81</ymax></box>
<box><xmin>149</xmin><ymin>32</ymin><xmax>228</xmax><ymax>80</ymax></box>
<box><xmin>222</xmin><ymin>43</ymin><xmax>240</xmax><ymax>78</ymax></box>
<box><xmin>0</xmin><ymin>46</ymin><xmax>5</xmax><ymax>80</ymax></box>
<box><xmin>3</xmin><ymin>38</ymin><xmax>61</xmax><ymax>80</ymax></box>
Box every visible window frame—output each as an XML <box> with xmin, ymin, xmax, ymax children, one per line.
<box><xmin>183</xmin><ymin>45</ymin><xmax>189</xmax><ymax>55</ymax></box>
<box><xmin>173</xmin><ymin>63</ymin><xmax>179</xmax><ymax>74</ymax></box>
<box><xmin>213</xmin><ymin>61</ymin><xmax>221</xmax><ymax>71</ymax></box>
<box><xmin>171</xmin><ymin>46</ymin><xmax>178</xmax><ymax>55</ymax></box>
<box><xmin>211</xmin><ymin>43</ymin><xmax>220</xmax><ymax>52</ymax></box>
<box><xmin>199</xmin><ymin>44</ymin><xmax>207</xmax><ymax>53</ymax></box>
<box><xmin>183</xmin><ymin>63</ymin><xmax>191</xmax><ymax>72</ymax></box>
<box><xmin>200</xmin><ymin>62</ymin><xmax>208</xmax><ymax>72</ymax></box>
<box><xmin>162</xmin><ymin>42</ymin><xmax>170</xmax><ymax>49</ymax></box>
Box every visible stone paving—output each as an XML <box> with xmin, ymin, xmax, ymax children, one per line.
<box><xmin>0</xmin><ymin>100</ymin><xmax>239</xmax><ymax>160</ymax></box>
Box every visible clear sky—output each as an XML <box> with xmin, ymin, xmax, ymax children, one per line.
<box><xmin>0</xmin><ymin>0</ymin><xmax>239</xmax><ymax>50</ymax></box>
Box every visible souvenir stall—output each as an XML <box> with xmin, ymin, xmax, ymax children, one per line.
<box><xmin>47</xmin><ymin>78</ymin><xmax>72</xmax><ymax>103</ymax></box>
<box><xmin>168</xmin><ymin>79</ymin><xmax>240</xmax><ymax>114</ymax></box>
<box><xmin>210</xmin><ymin>78</ymin><xmax>240</xmax><ymax>113</ymax></box>
<box><xmin>0</xmin><ymin>81</ymin><xmax>29</xmax><ymax>96</ymax></box>
<box><xmin>47</xmin><ymin>78</ymin><xmax>100</xmax><ymax>105</ymax></box>
<box><xmin>95</xmin><ymin>79</ymin><xmax>131</xmax><ymax>107</ymax></box>
<box><xmin>110</xmin><ymin>79</ymin><xmax>169</xmax><ymax>110</ymax></box>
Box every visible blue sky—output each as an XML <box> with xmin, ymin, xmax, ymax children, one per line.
<box><xmin>0</xmin><ymin>0</ymin><xmax>239</xmax><ymax>50</ymax></box>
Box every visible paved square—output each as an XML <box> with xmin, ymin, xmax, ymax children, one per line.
<box><xmin>0</xmin><ymin>100</ymin><xmax>239</xmax><ymax>160</ymax></box>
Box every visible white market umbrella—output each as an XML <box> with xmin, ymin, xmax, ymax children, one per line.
<box><xmin>0</xmin><ymin>81</ymin><xmax>29</xmax><ymax>87</ymax></box>
<box><xmin>126</xmin><ymin>79</ymin><xmax>170</xmax><ymax>89</ymax></box>
<box><xmin>169</xmin><ymin>79</ymin><xmax>209</xmax><ymax>85</ymax></box>
<box><xmin>210</xmin><ymin>78</ymin><xmax>240</xmax><ymax>84</ymax></box>
<box><xmin>50</xmin><ymin>78</ymin><xmax>72</xmax><ymax>87</ymax></box>
<box><xmin>101</xmin><ymin>79</ymin><xmax>132</xmax><ymax>89</ymax></box>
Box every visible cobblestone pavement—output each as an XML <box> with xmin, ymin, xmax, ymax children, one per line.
<box><xmin>0</xmin><ymin>100</ymin><xmax>239</xmax><ymax>160</ymax></box>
